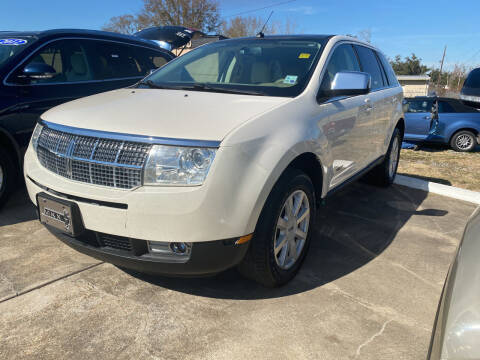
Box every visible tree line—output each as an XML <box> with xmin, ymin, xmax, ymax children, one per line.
<box><xmin>102</xmin><ymin>0</ymin><xmax>296</xmax><ymax>38</ymax></box>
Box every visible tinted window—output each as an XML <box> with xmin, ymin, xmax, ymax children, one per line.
<box><xmin>85</xmin><ymin>41</ymin><xmax>170</xmax><ymax>80</ymax></box>
<box><xmin>354</xmin><ymin>45</ymin><xmax>385</xmax><ymax>90</ymax></box>
<box><xmin>377</xmin><ymin>51</ymin><xmax>399</xmax><ymax>86</ymax></box>
<box><xmin>438</xmin><ymin>100</ymin><xmax>455</xmax><ymax>113</ymax></box>
<box><xmin>11</xmin><ymin>39</ymin><xmax>92</xmax><ymax>84</ymax></box>
<box><xmin>320</xmin><ymin>44</ymin><xmax>361</xmax><ymax>91</ymax></box>
<box><xmin>406</xmin><ymin>99</ymin><xmax>433</xmax><ymax>113</ymax></box>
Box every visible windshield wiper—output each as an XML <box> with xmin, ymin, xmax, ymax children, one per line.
<box><xmin>136</xmin><ymin>80</ymin><xmax>167</xmax><ymax>89</ymax></box>
<box><xmin>180</xmin><ymin>83</ymin><xmax>266</xmax><ymax>96</ymax></box>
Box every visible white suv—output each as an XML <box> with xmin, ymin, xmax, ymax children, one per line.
<box><xmin>24</xmin><ymin>35</ymin><xmax>404</xmax><ymax>286</ymax></box>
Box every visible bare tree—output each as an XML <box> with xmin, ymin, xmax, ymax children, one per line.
<box><xmin>103</xmin><ymin>15</ymin><xmax>139</xmax><ymax>34</ymax></box>
<box><xmin>103</xmin><ymin>0</ymin><xmax>220</xmax><ymax>34</ymax></box>
<box><xmin>221</xmin><ymin>16</ymin><xmax>297</xmax><ymax>38</ymax></box>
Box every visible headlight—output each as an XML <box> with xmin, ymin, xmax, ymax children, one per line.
<box><xmin>143</xmin><ymin>145</ymin><xmax>216</xmax><ymax>186</ymax></box>
<box><xmin>31</xmin><ymin>123</ymin><xmax>44</xmax><ymax>151</ymax></box>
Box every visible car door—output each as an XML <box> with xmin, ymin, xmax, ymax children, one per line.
<box><xmin>6</xmin><ymin>39</ymin><xmax>101</xmax><ymax>145</ymax></box>
<box><xmin>353</xmin><ymin>45</ymin><xmax>390</xmax><ymax>156</ymax></box>
<box><xmin>315</xmin><ymin>43</ymin><xmax>372</xmax><ymax>188</ymax></box>
<box><xmin>404</xmin><ymin>99</ymin><xmax>433</xmax><ymax>140</ymax></box>
<box><xmin>7</xmin><ymin>38</ymin><xmax>173</xmax><ymax>137</ymax></box>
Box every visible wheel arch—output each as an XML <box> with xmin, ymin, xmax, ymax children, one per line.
<box><xmin>245</xmin><ymin>147</ymin><xmax>327</xmax><ymax>234</ymax></box>
<box><xmin>448</xmin><ymin>127</ymin><xmax>479</xmax><ymax>143</ymax></box>
<box><xmin>0</xmin><ymin>127</ymin><xmax>22</xmax><ymax>173</ymax></box>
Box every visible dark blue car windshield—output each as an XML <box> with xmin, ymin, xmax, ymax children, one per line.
<box><xmin>0</xmin><ymin>37</ymin><xmax>34</xmax><ymax>68</ymax></box>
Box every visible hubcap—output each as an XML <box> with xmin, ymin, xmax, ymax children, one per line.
<box><xmin>389</xmin><ymin>136</ymin><xmax>400</xmax><ymax>179</ymax></box>
<box><xmin>274</xmin><ymin>190</ymin><xmax>310</xmax><ymax>270</ymax></box>
<box><xmin>456</xmin><ymin>134</ymin><xmax>473</xmax><ymax>150</ymax></box>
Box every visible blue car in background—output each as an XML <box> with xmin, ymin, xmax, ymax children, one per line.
<box><xmin>404</xmin><ymin>97</ymin><xmax>480</xmax><ymax>152</ymax></box>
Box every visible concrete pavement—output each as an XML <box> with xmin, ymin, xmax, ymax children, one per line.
<box><xmin>0</xmin><ymin>183</ymin><xmax>477</xmax><ymax>359</ymax></box>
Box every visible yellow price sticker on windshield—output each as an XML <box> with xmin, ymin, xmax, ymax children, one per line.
<box><xmin>299</xmin><ymin>53</ymin><xmax>311</xmax><ymax>59</ymax></box>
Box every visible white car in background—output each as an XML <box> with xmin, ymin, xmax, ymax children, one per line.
<box><xmin>24</xmin><ymin>35</ymin><xmax>404</xmax><ymax>286</ymax></box>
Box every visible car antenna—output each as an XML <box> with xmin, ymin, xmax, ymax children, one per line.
<box><xmin>256</xmin><ymin>11</ymin><xmax>274</xmax><ymax>38</ymax></box>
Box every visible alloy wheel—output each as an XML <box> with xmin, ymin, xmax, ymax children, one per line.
<box><xmin>456</xmin><ymin>134</ymin><xmax>473</xmax><ymax>151</ymax></box>
<box><xmin>274</xmin><ymin>190</ymin><xmax>310</xmax><ymax>270</ymax></box>
<box><xmin>389</xmin><ymin>135</ymin><xmax>400</xmax><ymax>179</ymax></box>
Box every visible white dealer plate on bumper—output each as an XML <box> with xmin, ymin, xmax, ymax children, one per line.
<box><xmin>37</xmin><ymin>193</ymin><xmax>82</xmax><ymax>236</ymax></box>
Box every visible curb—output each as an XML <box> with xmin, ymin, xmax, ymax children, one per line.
<box><xmin>394</xmin><ymin>175</ymin><xmax>480</xmax><ymax>205</ymax></box>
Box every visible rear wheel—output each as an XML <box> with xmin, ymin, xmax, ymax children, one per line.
<box><xmin>450</xmin><ymin>130</ymin><xmax>477</xmax><ymax>152</ymax></box>
<box><xmin>364</xmin><ymin>128</ymin><xmax>402</xmax><ymax>187</ymax></box>
<box><xmin>0</xmin><ymin>147</ymin><xmax>17</xmax><ymax>209</ymax></box>
<box><xmin>238</xmin><ymin>169</ymin><xmax>316</xmax><ymax>287</ymax></box>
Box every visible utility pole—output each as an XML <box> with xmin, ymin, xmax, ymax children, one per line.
<box><xmin>436</xmin><ymin>45</ymin><xmax>447</xmax><ymax>91</ymax></box>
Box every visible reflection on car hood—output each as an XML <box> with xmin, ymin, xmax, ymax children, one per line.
<box><xmin>40</xmin><ymin>88</ymin><xmax>291</xmax><ymax>142</ymax></box>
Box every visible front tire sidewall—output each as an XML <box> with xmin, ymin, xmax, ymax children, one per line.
<box><xmin>245</xmin><ymin>170</ymin><xmax>316</xmax><ymax>287</ymax></box>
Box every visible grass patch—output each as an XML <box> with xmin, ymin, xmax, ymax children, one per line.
<box><xmin>398</xmin><ymin>145</ymin><xmax>480</xmax><ymax>192</ymax></box>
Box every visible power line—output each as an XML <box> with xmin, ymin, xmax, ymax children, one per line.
<box><xmin>224</xmin><ymin>0</ymin><xmax>298</xmax><ymax>18</ymax></box>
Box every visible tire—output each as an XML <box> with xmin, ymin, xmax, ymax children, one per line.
<box><xmin>364</xmin><ymin>128</ymin><xmax>402</xmax><ymax>187</ymax></box>
<box><xmin>238</xmin><ymin>168</ymin><xmax>316</xmax><ymax>287</ymax></box>
<box><xmin>450</xmin><ymin>130</ymin><xmax>477</xmax><ymax>152</ymax></box>
<box><xmin>0</xmin><ymin>146</ymin><xmax>17</xmax><ymax>209</ymax></box>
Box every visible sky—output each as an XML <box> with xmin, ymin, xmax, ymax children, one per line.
<box><xmin>2</xmin><ymin>0</ymin><xmax>480</xmax><ymax>71</ymax></box>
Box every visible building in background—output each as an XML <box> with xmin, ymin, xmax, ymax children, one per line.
<box><xmin>397</xmin><ymin>75</ymin><xmax>430</xmax><ymax>97</ymax></box>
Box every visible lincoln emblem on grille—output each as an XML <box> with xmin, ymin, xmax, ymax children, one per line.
<box><xmin>65</xmin><ymin>137</ymin><xmax>77</xmax><ymax>178</ymax></box>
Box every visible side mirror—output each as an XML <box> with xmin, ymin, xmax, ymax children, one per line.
<box><xmin>318</xmin><ymin>71</ymin><xmax>371</xmax><ymax>100</ymax></box>
<box><xmin>402</xmin><ymin>99</ymin><xmax>409</xmax><ymax>113</ymax></box>
<box><xmin>22</xmin><ymin>63</ymin><xmax>57</xmax><ymax>80</ymax></box>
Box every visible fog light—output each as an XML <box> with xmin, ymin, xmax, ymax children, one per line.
<box><xmin>147</xmin><ymin>241</ymin><xmax>192</xmax><ymax>263</ymax></box>
<box><xmin>170</xmin><ymin>242</ymin><xmax>187</xmax><ymax>254</ymax></box>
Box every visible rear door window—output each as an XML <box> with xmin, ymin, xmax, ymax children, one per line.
<box><xmin>376</xmin><ymin>52</ymin><xmax>399</xmax><ymax>86</ymax></box>
<box><xmin>85</xmin><ymin>41</ymin><xmax>170</xmax><ymax>80</ymax></box>
<box><xmin>353</xmin><ymin>45</ymin><xmax>385</xmax><ymax>90</ymax></box>
<box><xmin>438</xmin><ymin>100</ymin><xmax>455</xmax><ymax>113</ymax></box>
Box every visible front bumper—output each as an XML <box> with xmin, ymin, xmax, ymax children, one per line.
<box><xmin>46</xmin><ymin>225</ymin><xmax>249</xmax><ymax>276</ymax></box>
<box><xmin>24</xmin><ymin>143</ymin><xmax>267</xmax><ymax>243</ymax></box>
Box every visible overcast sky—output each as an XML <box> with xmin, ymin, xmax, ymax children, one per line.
<box><xmin>3</xmin><ymin>0</ymin><xmax>480</xmax><ymax>71</ymax></box>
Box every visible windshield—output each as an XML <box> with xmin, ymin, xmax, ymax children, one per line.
<box><xmin>142</xmin><ymin>38</ymin><xmax>325</xmax><ymax>97</ymax></box>
<box><xmin>0</xmin><ymin>37</ymin><xmax>33</xmax><ymax>68</ymax></box>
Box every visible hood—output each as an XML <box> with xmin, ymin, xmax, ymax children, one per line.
<box><xmin>41</xmin><ymin>89</ymin><xmax>290</xmax><ymax>142</ymax></box>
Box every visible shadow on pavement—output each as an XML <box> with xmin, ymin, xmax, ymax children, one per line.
<box><xmin>0</xmin><ymin>188</ymin><xmax>37</xmax><ymax>227</ymax></box>
<box><xmin>125</xmin><ymin>182</ymin><xmax>447</xmax><ymax>300</ymax></box>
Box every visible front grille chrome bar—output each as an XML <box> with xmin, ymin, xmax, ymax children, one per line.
<box><xmin>36</xmin><ymin>126</ymin><xmax>151</xmax><ymax>189</ymax></box>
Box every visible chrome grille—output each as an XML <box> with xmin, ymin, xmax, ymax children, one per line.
<box><xmin>36</xmin><ymin>127</ymin><xmax>152</xmax><ymax>189</ymax></box>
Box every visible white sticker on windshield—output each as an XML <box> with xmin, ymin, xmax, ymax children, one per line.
<box><xmin>283</xmin><ymin>75</ymin><xmax>298</xmax><ymax>84</ymax></box>
<box><xmin>0</xmin><ymin>38</ymin><xmax>27</xmax><ymax>45</ymax></box>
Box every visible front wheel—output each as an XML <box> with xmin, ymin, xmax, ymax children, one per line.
<box><xmin>450</xmin><ymin>130</ymin><xmax>477</xmax><ymax>152</ymax></box>
<box><xmin>238</xmin><ymin>169</ymin><xmax>316</xmax><ymax>287</ymax></box>
<box><xmin>364</xmin><ymin>128</ymin><xmax>402</xmax><ymax>187</ymax></box>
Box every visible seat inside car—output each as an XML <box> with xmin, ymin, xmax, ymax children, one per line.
<box><xmin>66</xmin><ymin>53</ymin><xmax>92</xmax><ymax>82</ymax></box>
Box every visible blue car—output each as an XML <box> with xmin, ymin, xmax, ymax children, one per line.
<box><xmin>404</xmin><ymin>97</ymin><xmax>480</xmax><ymax>152</ymax></box>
